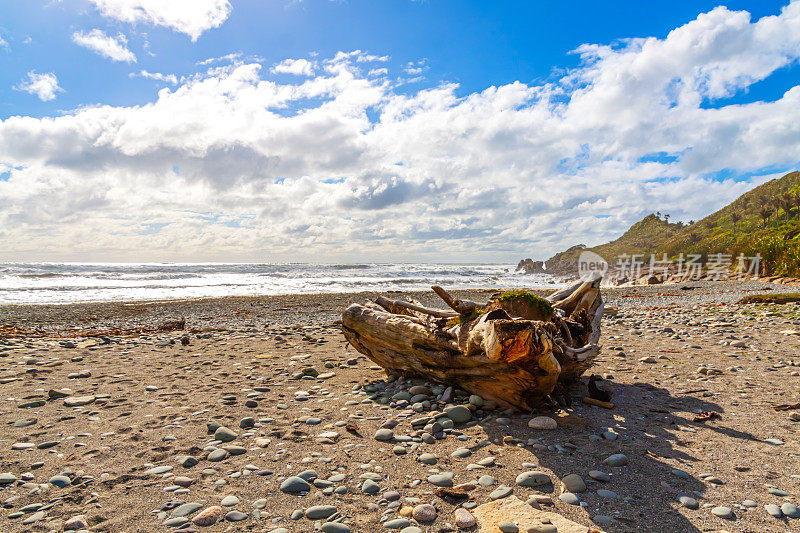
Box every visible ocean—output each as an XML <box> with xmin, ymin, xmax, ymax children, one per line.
<box><xmin>0</xmin><ymin>263</ymin><xmax>559</xmax><ymax>305</ymax></box>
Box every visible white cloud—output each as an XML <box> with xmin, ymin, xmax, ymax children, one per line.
<box><xmin>0</xmin><ymin>33</ymin><xmax>8</xmax><ymax>51</ymax></box>
<box><xmin>130</xmin><ymin>70</ymin><xmax>178</xmax><ymax>85</ymax></box>
<box><xmin>13</xmin><ymin>71</ymin><xmax>63</xmax><ymax>101</ymax></box>
<box><xmin>88</xmin><ymin>0</ymin><xmax>232</xmax><ymax>41</ymax></box>
<box><xmin>72</xmin><ymin>29</ymin><xmax>137</xmax><ymax>63</ymax></box>
<box><xmin>1</xmin><ymin>3</ymin><xmax>800</xmax><ymax>261</ymax></box>
<box><xmin>272</xmin><ymin>58</ymin><xmax>315</xmax><ymax>76</ymax></box>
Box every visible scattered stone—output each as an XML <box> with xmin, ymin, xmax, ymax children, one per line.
<box><xmin>765</xmin><ymin>504</ymin><xmax>782</xmax><ymax>518</ymax></box>
<box><xmin>172</xmin><ymin>503</ymin><xmax>204</xmax><ymax>518</ymax></box>
<box><xmin>515</xmin><ymin>471</ymin><xmax>551</xmax><ymax>488</ymax></box>
<box><xmin>527</xmin><ymin>416</ymin><xmax>557</xmax><ymax>430</ymax></box>
<box><xmin>49</xmin><ymin>475</ymin><xmax>71</xmax><ymax>488</ymax></box>
<box><xmin>220</xmin><ymin>495</ymin><xmax>239</xmax><ymax>507</ymax></box>
<box><xmin>214</xmin><ymin>427</ymin><xmax>237</xmax><ymax>442</ymax></box>
<box><xmin>782</xmin><ymin>503</ymin><xmax>800</xmax><ymax>519</ymax></box>
<box><xmin>711</xmin><ymin>506</ymin><xmax>732</xmax><ymax>518</ymax></box>
<box><xmin>454</xmin><ymin>508</ymin><xmax>476</xmax><ymax>529</ymax></box>
<box><xmin>305</xmin><ymin>505</ymin><xmax>337</xmax><ymax>519</ymax></box>
<box><xmin>280</xmin><ymin>476</ymin><xmax>311</xmax><ymax>493</ymax></box>
<box><xmin>321</xmin><ymin>523</ymin><xmax>351</xmax><ymax>533</ymax></box>
<box><xmin>602</xmin><ymin>453</ymin><xmax>628</xmax><ymax>467</ymax></box>
<box><xmin>558</xmin><ymin>492</ymin><xmax>581</xmax><ymax>505</ymax></box>
<box><xmin>64</xmin><ymin>514</ymin><xmax>89</xmax><ymax>530</ymax></box>
<box><xmin>64</xmin><ymin>395</ymin><xmax>95</xmax><ymax>407</ymax></box>
<box><xmin>412</xmin><ymin>504</ymin><xmax>437</xmax><ymax>522</ymax></box>
<box><xmin>489</xmin><ymin>485</ymin><xmax>514</xmax><ymax>500</ymax></box>
<box><xmin>497</xmin><ymin>521</ymin><xmax>518</xmax><ymax>533</ymax></box>
<box><xmin>225</xmin><ymin>510</ymin><xmax>248</xmax><ymax>521</ymax></box>
<box><xmin>444</xmin><ymin>405</ymin><xmax>472</xmax><ymax>424</ymax></box>
<box><xmin>560</xmin><ymin>474</ymin><xmax>586</xmax><ymax>493</ymax></box>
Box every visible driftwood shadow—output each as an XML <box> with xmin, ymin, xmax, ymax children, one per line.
<box><xmin>471</xmin><ymin>379</ymin><xmax>758</xmax><ymax>532</ymax></box>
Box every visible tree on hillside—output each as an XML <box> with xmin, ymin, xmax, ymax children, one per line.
<box><xmin>730</xmin><ymin>212</ymin><xmax>741</xmax><ymax>233</ymax></box>
<box><xmin>759</xmin><ymin>206</ymin><xmax>774</xmax><ymax>227</ymax></box>
<box><xmin>664</xmin><ymin>214</ymin><xmax>670</xmax><ymax>223</ymax></box>
<box><xmin>656</xmin><ymin>211</ymin><xmax>661</xmax><ymax>218</ymax></box>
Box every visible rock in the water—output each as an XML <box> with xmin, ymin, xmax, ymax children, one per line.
<box><xmin>527</xmin><ymin>416</ymin><xmax>557</xmax><ymax>430</ymax></box>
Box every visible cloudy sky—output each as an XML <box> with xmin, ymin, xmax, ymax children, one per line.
<box><xmin>0</xmin><ymin>0</ymin><xmax>799</xmax><ymax>263</ymax></box>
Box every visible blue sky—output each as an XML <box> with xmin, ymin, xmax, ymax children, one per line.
<box><xmin>1</xmin><ymin>1</ymin><xmax>795</xmax><ymax>117</ymax></box>
<box><xmin>0</xmin><ymin>1</ymin><xmax>799</xmax><ymax>261</ymax></box>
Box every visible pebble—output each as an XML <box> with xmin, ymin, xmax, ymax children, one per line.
<box><xmin>0</xmin><ymin>473</ymin><xmax>16</xmax><ymax>485</ymax></box>
<box><xmin>454</xmin><ymin>508</ymin><xmax>476</xmax><ymax>528</ymax></box>
<box><xmin>451</xmin><ymin>447</ymin><xmax>472</xmax><ymax>458</ymax></box>
<box><xmin>145</xmin><ymin>465</ymin><xmax>173</xmax><ymax>475</ymax></box>
<box><xmin>64</xmin><ymin>514</ymin><xmax>89</xmax><ymax>530</ymax></box>
<box><xmin>515</xmin><ymin>471</ymin><xmax>551</xmax><ymax>487</ymax></box>
<box><xmin>305</xmin><ymin>505</ymin><xmax>337</xmax><ymax>519</ymax></box>
<box><xmin>64</xmin><ymin>395</ymin><xmax>95</xmax><ymax>407</ymax></box>
<box><xmin>375</xmin><ymin>429</ymin><xmax>394</xmax><ymax>441</ymax></box>
<box><xmin>498</xmin><ymin>521</ymin><xmax>518</xmax><ymax>533</ymax></box>
<box><xmin>49</xmin><ymin>475</ymin><xmax>71</xmax><ymax>488</ymax></box>
<box><xmin>418</xmin><ymin>453</ymin><xmax>438</xmax><ymax>465</ymax></box>
<box><xmin>384</xmin><ymin>518</ymin><xmax>411</xmax><ymax>529</ymax></box>
<box><xmin>782</xmin><ymin>502</ymin><xmax>800</xmax><ymax>518</ymax></box>
<box><xmin>207</xmin><ymin>449</ymin><xmax>228</xmax><ymax>462</ymax></box>
<box><xmin>489</xmin><ymin>485</ymin><xmax>513</xmax><ymax>499</ymax></box>
<box><xmin>711</xmin><ymin>506</ymin><xmax>732</xmax><ymax>518</ymax></box>
<box><xmin>444</xmin><ymin>405</ymin><xmax>472</xmax><ymax>424</ymax></box>
<box><xmin>225</xmin><ymin>510</ymin><xmax>248</xmax><ymax>521</ymax></box>
<box><xmin>559</xmin><ymin>492</ymin><xmax>581</xmax><ymax>505</ymax></box>
<box><xmin>478</xmin><ymin>475</ymin><xmax>495</xmax><ymax>486</ymax></box>
<box><xmin>280</xmin><ymin>476</ymin><xmax>311</xmax><ymax>493</ymax></box>
<box><xmin>588</xmin><ymin>470</ymin><xmax>610</xmax><ymax>482</ymax></box>
<box><xmin>362</xmin><ymin>479</ymin><xmax>380</xmax><ymax>493</ymax></box>
<box><xmin>560</xmin><ymin>474</ymin><xmax>586</xmax><ymax>493</ymax></box>
<box><xmin>427</xmin><ymin>474</ymin><xmax>453</xmax><ymax>487</ymax></box>
<box><xmin>214</xmin><ymin>427</ymin><xmax>237</xmax><ymax>442</ymax></box>
<box><xmin>527</xmin><ymin>416</ymin><xmax>557</xmax><ymax>430</ymax></box>
<box><xmin>602</xmin><ymin>453</ymin><xmax>628</xmax><ymax>467</ymax></box>
<box><xmin>172</xmin><ymin>502</ymin><xmax>204</xmax><ymax>517</ymax></box>
<box><xmin>412</xmin><ymin>503</ymin><xmax>437</xmax><ymax>522</ymax></box>
<box><xmin>765</xmin><ymin>503</ymin><xmax>782</xmax><ymax>518</ymax></box>
<box><xmin>678</xmin><ymin>494</ymin><xmax>699</xmax><ymax>509</ymax></box>
<box><xmin>321</xmin><ymin>523</ymin><xmax>351</xmax><ymax>533</ymax></box>
<box><xmin>596</xmin><ymin>489</ymin><xmax>619</xmax><ymax>499</ymax></box>
<box><xmin>220</xmin><ymin>495</ymin><xmax>239</xmax><ymax>507</ymax></box>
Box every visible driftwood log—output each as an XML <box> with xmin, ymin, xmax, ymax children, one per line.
<box><xmin>341</xmin><ymin>279</ymin><xmax>603</xmax><ymax>410</ymax></box>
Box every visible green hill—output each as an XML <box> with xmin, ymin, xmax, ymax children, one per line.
<box><xmin>544</xmin><ymin>170</ymin><xmax>800</xmax><ymax>278</ymax></box>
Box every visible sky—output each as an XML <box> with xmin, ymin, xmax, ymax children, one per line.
<box><xmin>0</xmin><ymin>0</ymin><xmax>799</xmax><ymax>263</ymax></box>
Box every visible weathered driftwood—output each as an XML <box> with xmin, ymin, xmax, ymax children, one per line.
<box><xmin>341</xmin><ymin>280</ymin><xmax>603</xmax><ymax>410</ymax></box>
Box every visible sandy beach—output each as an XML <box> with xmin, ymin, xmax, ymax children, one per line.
<box><xmin>1</xmin><ymin>281</ymin><xmax>799</xmax><ymax>532</ymax></box>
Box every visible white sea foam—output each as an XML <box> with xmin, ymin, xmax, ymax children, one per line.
<box><xmin>0</xmin><ymin>263</ymin><xmax>559</xmax><ymax>305</ymax></box>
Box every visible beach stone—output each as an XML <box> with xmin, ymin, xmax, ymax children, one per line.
<box><xmin>560</xmin><ymin>474</ymin><xmax>586</xmax><ymax>493</ymax></box>
<box><xmin>64</xmin><ymin>395</ymin><xmax>95</xmax><ymax>407</ymax></box>
<box><xmin>172</xmin><ymin>502</ymin><xmax>204</xmax><ymax>517</ymax></box>
<box><xmin>711</xmin><ymin>506</ymin><xmax>732</xmax><ymax>518</ymax></box>
<box><xmin>22</xmin><ymin>511</ymin><xmax>45</xmax><ymax>525</ymax></box>
<box><xmin>362</xmin><ymin>479</ymin><xmax>380</xmax><ymax>494</ymax></box>
<box><xmin>220</xmin><ymin>495</ymin><xmax>239</xmax><ymax>507</ymax></box>
<box><xmin>671</xmin><ymin>468</ymin><xmax>690</xmax><ymax>479</ymax></box>
<box><xmin>527</xmin><ymin>416</ymin><xmax>557</xmax><ymax>430</ymax></box>
<box><xmin>0</xmin><ymin>473</ymin><xmax>16</xmax><ymax>485</ymax></box>
<box><xmin>305</xmin><ymin>505</ymin><xmax>337</xmax><ymax>519</ymax></box>
<box><xmin>444</xmin><ymin>405</ymin><xmax>472</xmax><ymax>423</ymax></box>
<box><xmin>145</xmin><ymin>465</ymin><xmax>173</xmax><ymax>475</ymax></box>
<box><xmin>451</xmin><ymin>447</ymin><xmax>472</xmax><ymax>458</ymax></box>
<box><xmin>559</xmin><ymin>492</ymin><xmax>581</xmax><ymax>505</ymax></box>
<box><xmin>418</xmin><ymin>453</ymin><xmax>438</xmax><ymax>465</ymax></box>
<box><xmin>678</xmin><ymin>494</ymin><xmax>699</xmax><ymax>509</ymax></box>
<box><xmin>478</xmin><ymin>475</ymin><xmax>496</xmax><ymax>486</ymax></box>
<box><xmin>321</xmin><ymin>523</ymin><xmax>351</xmax><ymax>533</ymax></box>
<box><xmin>765</xmin><ymin>504</ymin><xmax>782</xmax><ymax>518</ymax></box>
<box><xmin>49</xmin><ymin>475</ymin><xmax>71</xmax><ymax>488</ymax></box>
<box><xmin>782</xmin><ymin>503</ymin><xmax>800</xmax><ymax>518</ymax></box>
<box><xmin>13</xmin><ymin>418</ymin><xmax>37</xmax><ymax>428</ymax></box>
<box><xmin>173</xmin><ymin>476</ymin><xmax>194</xmax><ymax>487</ymax></box>
<box><xmin>427</xmin><ymin>474</ymin><xmax>453</xmax><ymax>487</ymax></box>
<box><xmin>253</xmin><ymin>499</ymin><xmax>267</xmax><ymax>509</ymax></box>
<box><xmin>515</xmin><ymin>471</ymin><xmax>551</xmax><ymax>488</ymax></box>
<box><xmin>498</xmin><ymin>522</ymin><xmax>518</xmax><ymax>533</ymax></box>
<box><xmin>374</xmin><ymin>429</ymin><xmax>394</xmax><ymax>441</ymax></box>
<box><xmin>400</xmin><ymin>528</ymin><xmax>422</xmax><ymax>533</ymax></box>
<box><xmin>207</xmin><ymin>449</ymin><xmax>228</xmax><ymax>462</ymax></box>
<box><xmin>412</xmin><ymin>504</ymin><xmax>437</xmax><ymax>522</ymax></box>
<box><xmin>64</xmin><ymin>514</ymin><xmax>89</xmax><ymax>530</ymax></box>
<box><xmin>454</xmin><ymin>508</ymin><xmax>476</xmax><ymax>528</ymax></box>
<box><xmin>225</xmin><ymin>510</ymin><xmax>247</xmax><ymax>521</ymax></box>
<box><xmin>214</xmin><ymin>427</ymin><xmax>237</xmax><ymax>442</ymax></box>
<box><xmin>588</xmin><ymin>470</ymin><xmax>610</xmax><ymax>482</ymax></box>
<box><xmin>602</xmin><ymin>453</ymin><xmax>628</xmax><ymax>467</ymax></box>
<box><xmin>385</xmin><ymin>518</ymin><xmax>411</xmax><ymax>529</ymax></box>
<box><xmin>176</xmin><ymin>455</ymin><xmax>199</xmax><ymax>468</ymax></box>
<box><xmin>596</xmin><ymin>489</ymin><xmax>619</xmax><ymax>499</ymax></box>
<box><xmin>490</xmin><ymin>485</ymin><xmax>514</xmax><ymax>500</ymax></box>
<box><xmin>281</xmin><ymin>476</ymin><xmax>311</xmax><ymax>493</ymax></box>
<box><xmin>742</xmin><ymin>500</ymin><xmax>757</xmax><ymax>508</ymax></box>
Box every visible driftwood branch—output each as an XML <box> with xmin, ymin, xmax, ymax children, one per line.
<box><xmin>341</xmin><ymin>281</ymin><xmax>604</xmax><ymax>411</ymax></box>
